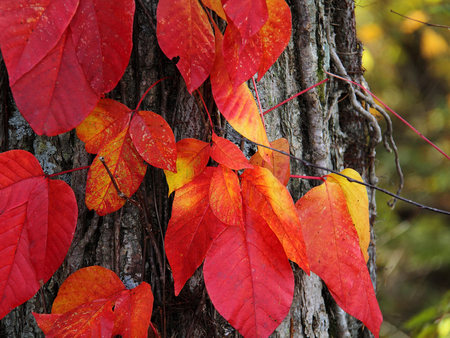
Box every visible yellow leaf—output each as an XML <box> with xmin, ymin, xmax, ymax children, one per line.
<box><xmin>421</xmin><ymin>28</ymin><xmax>448</xmax><ymax>59</ymax></box>
<box><xmin>327</xmin><ymin>168</ymin><xmax>370</xmax><ymax>262</ymax></box>
<box><xmin>401</xmin><ymin>10</ymin><xmax>429</xmax><ymax>34</ymax></box>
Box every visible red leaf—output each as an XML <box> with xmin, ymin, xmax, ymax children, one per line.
<box><xmin>241</xmin><ymin>166</ymin><xmax>309</xmax><ymax>273</ymax></box>
<box><xmin>222</xmin><ymin>0</ymin><xmax>268</xmax><ymax>39</ymax></box>
<box><xmin>0</xmin><ymin>150</ymin><xmax>77</xmax><ymax>319</ymax></box>
<box><xmin>129</xmin><ymin>110</ymin><xmax>177</xmax><ymax>172</ymax></box>
<box><xmin>257</xmin><ymin>0</ymin><xmax>292</xmax><ymax>80</ymax></box>
<box><xmin>164</xmin><ymin>138</ymin><xmax>211</xmax><ymax>195</ymax></box>
<box><xmin>223</xmin><ymin>22</ymin><xmax>262</xmax><ymax>87</ymax></box>
<box><xmin>209</xmin><ymin>165</ymin><xmax>244</xmax><ymax>227</ymax></box>
<box><xmin>165</xmin><ymin>168</ymin><xmax>227</xmax><ymax>295</ymax></box>
<box><xmin>210</xmin><ymin>28</ymin><xmax>271</xmax><ymax>162</ymax></box>
<box><xmin>296</xmin><ymin>181</ymin><xmax>382</xmax><ymax>337</ymax></box>
<box><xmin>0</xmin><ymin>0</ymin><xmax>135</xmax><ymax>135</ymax></box>
<box><xmin>157</xmin><ymin>0</ymin><xmax>215</xmax><ymax>92</ymax></box>
<box><xmin>33</xmin><ymin>266</ymin><xmax>154</xmax><ymax>337</ymax></box>
<box><xmin>204</xmin><ymin>206</ymin><xmax>294</xmax><ymax>338</ymax></box>
<box><xmin>210</xmin><ymin>133</ymin><xmax>253</xmax><ymax>170</ymax></box>
<box><xmin>249</xmin><ymin>137</ymin><xmax>290</xmax><ymax>185</ymax></box>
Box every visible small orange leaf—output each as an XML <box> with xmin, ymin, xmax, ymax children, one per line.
<box><xmin>129</xmin><ymin>110</ymin><xmax>177</xmax><ymax>172</ymax></box>
<box><xmin>210</xmin><ymin>27</ymin><xmax>271</xmax><ymax>162</ymax></box>
<box><xmin>164</xmin><ymin>138</ymin><xmax>211</xmax><ymax>195</ymax></box>
<box><xmin>85</xmin><ymin>130</ymin><xmax>146</xmax><ymax>216</ymax></box>
<box><xmin>33</xmin><ymin>266</ymin><xmax>155</xmax><ymax>338</ymax></box>
<box><xmin>76</xmin><ymin>98</ymin><xmax>131</xmax><ymax>154</ymax></box>
<box><xmin>296</xmin><ymin>182</ymin><xmax>382</xmax><ymax>337</ymax></box>
<box><xmin>241</xmin><ymin>167</ymin><xmax>309</xmax><ymax>273</ymax></box>
<box><xmin>250</xmin><ymin>137</ymin><xmax>290</xmax><ymax>185</ymax></box>
<box><xmin>165</xmin><ymin>168</ymin><xmax>227</xmax><ymax>295</ymax></box>
<box><xmin>209</xmin><ymin>165</ymin><xmax>244</xmax><ymax>227</ymax></box>
<box><xmin>327</xmin><ymin>169</ymin><xmax>371</xmax><ymax>262</ymax></box>
<box><xmin>210</xmin><ymin>133</ymin><xmax>253</xmax><ymax>170</ymax></box>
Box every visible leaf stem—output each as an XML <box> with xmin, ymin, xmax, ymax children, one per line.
<box><xmin>46</xmin><ymin>166</ymin><xmax>90</xmax><ymax>178</ymax></box>
<box><xmin>290</xmin><ymin>174</ymin><xmax>325</xmax><ymax>181</ymax></box>
<box><xmin>263</xmin><ymin>78</ymin><xmax>329</xmax><ymax>115</ymax></box>
<box><xmin>325</xmin><ymin>70</ymin><xmax>450</xmax><ymax>160</ymax></box>
<box><xmin>135</xmin><ymin>77</ymin><xmax>170</xmax><ymax>112</ymax></box>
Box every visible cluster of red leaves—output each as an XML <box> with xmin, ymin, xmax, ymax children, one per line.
<box><xmin>164</xmin><ymin>136</ymin><xmax>382</xmax><ymax>337</ymax></box>
<box><xmin>0</xmin><ymin>0</ymin><xmax>135</xmax><ymax>136</ymax></box>
<box><xmin>0</xmin><ymin>0</ymin><xmax>383</xmax><ymax>337</ymax></box>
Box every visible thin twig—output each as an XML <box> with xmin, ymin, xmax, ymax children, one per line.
<box><xmin>249</xmin><ymin>141</ymin><xmax>450</xmax><ymax>216</ymax></box>
<box><xmin>390</xmin><ymin>10</ymin><xmax>450</xmax><ymax>29</ymax></box>
<box><xmin>98</xmin><ymin>156</ymin><xmax>142</xmax><ymax>209</ymax></box>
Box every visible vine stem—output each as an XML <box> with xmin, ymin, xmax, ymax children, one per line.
<box><xmin>290</xmin><ymin>174</ymin><xmax>325</xmax><ymax>181</ymax></box>
<box><xmin>325</xmin><ymin>70</ymin><xmax>450</xmax><ymax>160</ymax></box>
<box><xmin>252</xmin><ymin>77</ymin><xmax>266</xmax><ymax>130</ymax></box>
<box><xmin>196</xmin><ymin>89</ymin><xmax>214</xmax><ymax>130</ymax></box>
<box><xmin>46</xmin><ymin>165</ymin><xmax>90</xmax><ymax>178</ymax></box>
<box><xmin>390</xmin><ymin>10</ymin><xmax>450</xmax><ymax>29</ymax></box>
<box><xmin>251</xmin><ymin>141</ymin><xmax>450</xmax><ymax>216</ymax></box>
<box><xmin>134</xmin><ymin>77</ymin><xmax>170</xmax><ymax>112</ymax></box>
<box><xmin>263</xmin><ymin>78</ymin><xmax>329</xmax><ymax>115</ymax></box>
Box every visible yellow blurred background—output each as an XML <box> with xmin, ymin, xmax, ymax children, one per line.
<box><xmin>355</xmin><ymin>0</ymin><xmax>449</xmax><ymax>336</ymax></box>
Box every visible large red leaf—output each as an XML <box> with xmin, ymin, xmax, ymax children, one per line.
<box><xmin>165</xmin><ymin>168</ymin><xmax>227</xmax><ymax>295</ymax></box>
<box><xmin>210</xmin><ymin>28</ymin><xmax>271</xmax><ymax>161</ymax></box>
<box><xmin>257</xmin><ymin>0</ymin><xmax>292</xmax><ymax>80</ymax></box>
<box><xmin>0</xmin><ymin>150</ymin><xmax>77</xmax><ymax>319</ymax></box>
<box><xmin>210</xmin><ymin>133</ymin><xmax>253</xmax><ymax>170</ymax></box>
<box><xmin>164</xmin><ymin>138</ymin><xmax>211</xmax><ymax>195</ymax></box>
<box><xmin>241</xmin><ymin>166</ymin><xmax>309</xmax><ymax>273</ymax></box>
<box><xmin>295</xmin><ymin>181</ymin><xmax>382</xmax><ymax>337</ymax></box>
<box><xmin>33</xmin><ymin>266</ymin><xmax>154</xmax><ymax>337</ymax></box>
<box><xmin>0</xmin><ymin>0</ymin><xmax>135</xmax><ymax>136</ymax></box>
<box><xmin>157</xmin><ymin>0</ymin><xmax>215</xmax><ymax>93</ymax></box>
<box><xmin>223</xmin><ymin>21</ymin><xmax>262</xmax><ymax>87</ymax></box>
<box><xmin>204</xmin><ymin>206</ymin><xmax>294</xmax><ymax>338</ymax></box>
<box><xmin>209</xmin><ymin>165</ymin><xmax>244</xmax><ymax>227</ymax></box>
<box><xmin>222</xmin><ymin>0</ymin><xmax>268</xmax><ymax>39</ymax></box>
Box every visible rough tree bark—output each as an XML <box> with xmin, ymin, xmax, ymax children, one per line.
<box><xmin>0</xmin><ymin>0</ymin><xmax>381</xmax><ymax>336</ymax></box>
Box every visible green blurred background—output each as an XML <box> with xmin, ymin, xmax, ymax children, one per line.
<box><xmin>355</xmin><ymin>0</ymin><xmax>449</xmax><ymax>337</ymax></box>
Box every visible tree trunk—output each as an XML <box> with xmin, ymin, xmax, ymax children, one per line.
<box><xmin>0</xmin><ymin>0</ymin><xmax>380</xmax><ymax>336</ymax></box>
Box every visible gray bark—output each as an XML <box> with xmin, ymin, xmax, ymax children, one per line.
<box><xmin>0</xmin><ymin>0</ymin><xmax>380</xmax><ymax>336</ymax></box>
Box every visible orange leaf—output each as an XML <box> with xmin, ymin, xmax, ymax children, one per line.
<box><xmin>164</xmin><ymin>138</ymin><xmax>211</xmax><ymax>195</ymax></box>
<box><xmin>33</xmin><ymin>266</ymin><xmax>155</xmax><ymax>338</ymax></box>
<box><xmin>250</xmin><ymin>137</ymin><xmax>290</xmax><ymax>185</ymax></box>
<box><xmin>223</xmin><ymin>21</ymin><xmax>262</xmax><ymax>87</ymax></box>
<box><xmin>209</xmin><ymin>165</ymin><xmax>244</xmax><ymax>227</ymax></box>
<box><xmin>165</xmin><ymin>168</ymin><xmax>227</xmax><ymax>295</ymax></box>
<box><xmin>241</xmin><ymin>167</ymin><xmax>309</xmax><ymax>273</ymax></box>
<box><xmin>210</xmin><ymin>133</ymin><xmax>253</xmax><ymax>170</ymax></box>
<box><xmin>210</xmin><ymin>28</ymin><xmax>271</xmax><ymax>162</ymax></box>
<box><xmin>129</xmin><ymin>110</ymin><xmax>177</xmax><ymax>172</ymax></box>
<box><xmin>327</xmin><ymin>169</ymin><xmax>371</xmax><ymax>262</ymax></box>
<box><xmin>76</xmin><ymin>98</ymin><xmax>131</xmax><ymax>154</ymax></box>
<box><xmin>222</xmin><ymin>0</ymin><xmax>268</xmax><ymax>39</ymax></box>
<box><xmin>85</xmin><ymin>130</ymin><xmax>146</xmax><ymax>215</ymax></box>
<box><xmin>156</xmin><ymin>0</ymin><xmax>215</xmax><ymax>92</ymax></box>
<box><xmin>296</xmin><ymin>181</ymin><xmax>382</xmax><ymax>337</ymax></box>
<box><xmin>201</xmin><ymin>0</ymin><xmax>226</xmax><ymax>21</ymax></box>
<box><xmin>257</xmin><ymin>0</ymin><xmax>292</xmax><ymax>80</ymax></box>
